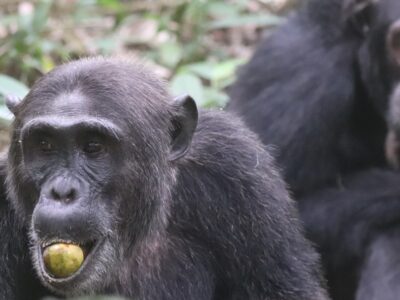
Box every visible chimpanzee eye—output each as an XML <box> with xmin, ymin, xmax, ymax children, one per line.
<box><xmin>39</xmin><ymin>139</ymin><xmax>55</xmax><ymax>153</ymax></box>
<box><xmin>83</xmin><ymin>141</ymin><xmax>104</xmax><ymax>154</ymax></box>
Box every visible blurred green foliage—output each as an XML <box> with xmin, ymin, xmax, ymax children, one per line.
<box><xmin>0</xmin><ymin>0</ymin><xmax>290</xmax><ymax>123</ymax></box>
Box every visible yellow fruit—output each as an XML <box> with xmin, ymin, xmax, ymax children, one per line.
<box><xmin>43</xmin><ymin>243</ymin><xmax>84</xmax><ymax>278</ymax></box>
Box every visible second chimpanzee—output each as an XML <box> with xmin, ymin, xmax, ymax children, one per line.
<box><xmin>229</xmin><ymin>0</ymin><xmax>400</xmax><ymax>195</ymax></box>
<box><xmin>228</xmin><ymin>0</ymin><xmax>400</xmax><ymax>300</ymax></box>
<box><xmin>1</xmin><ymin>57</ymin><xmax>328</xmax><ymax>299</ymax></box>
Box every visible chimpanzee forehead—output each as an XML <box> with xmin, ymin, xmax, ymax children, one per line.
<box><xmin>50</xmin><ymin>90</ymin><xmax>92</xmax><ymax>116</ymax></box>
<box><xmin>27</xmin><ymin>88</ymin><xmax>126</xmax><ymax>121</ymax></box>
<box><xmin>19</xmin><ymin>59</ymin><xmax>173</xmax><ymax>130</ymax></box>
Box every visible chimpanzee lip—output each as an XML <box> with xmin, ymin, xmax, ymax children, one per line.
<box><xmin>37</xmin><ymin>237</ymin><xmax>105</xmax><ymax>283</ymax></box>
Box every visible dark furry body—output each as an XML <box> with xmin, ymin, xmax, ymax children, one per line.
<box><xmin>300</xmin><ymin>169</ymin><xmax>400</xmax><ymax>300</ymax></box>
<box><xmin>1</xmin><ymin>58</ymin><xmax>328</xmax><ymax>299</ymax></box>
<box><xmin>228</xmin><ymin>0</ymin><xmax>400</xmax><ymax>299</ymax></box>
<box><xmin>0</xmin><ymin>156</ymin><xmax>49</xmax><ymax>300</ymax></box>
<box><xmin>106</xmin><ymin>109</ymin><xmax>327</xmax><ymax>299</ymax></box>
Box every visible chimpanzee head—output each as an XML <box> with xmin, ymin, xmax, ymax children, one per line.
<box><xmin>5</xmin><ymin>57</ymin><xmax>198</xmax><ymax>296</ymax></box>
<box><xmin>343</xmin><ymin>0</ymin><xmax>400</xmax><ymax>110</ymax></box>
<box><xmin>342</xmin><ymin>0</ymin><xmax>400</xmax><ymax>166</ymax></box>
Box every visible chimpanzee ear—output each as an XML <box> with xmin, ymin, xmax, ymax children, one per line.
<box><xmin>5</xmin><ymin>94</ymin><xmax>23</xmax><ymax>115</ymax></box>
<box><xmin>343</xmin><ymin>0</ymin><xmax>377</xmax><ymax>35</ymax></box>
<box><xmin>169</xmin><ymin>94</ymin><xmax>198</xmax><ymax>161</ymax></box>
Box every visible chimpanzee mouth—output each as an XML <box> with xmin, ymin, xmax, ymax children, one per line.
<box><xmin>37</xmin><ymin>238</ymin><xmax>105</xmax><ymax>283</ymax></box>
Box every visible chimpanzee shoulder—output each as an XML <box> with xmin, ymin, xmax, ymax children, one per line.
<box><xmin>165</xmin><ymin>109</ymin><xmax>328</xmax><ymax>299</ymax></box>
<box><xmin>0</xmin><ymin>153</ymin><xmax>49</xmax><ymax>299</ymax></box>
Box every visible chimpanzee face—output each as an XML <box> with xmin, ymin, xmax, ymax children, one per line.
<box><xmin>5</xmin><ymin>59</ymin><xmax>197</xmax><ymax>296</ymax></box>
<box><xmin>350</xmin><ymin>0</ymin><xmax>400</xmax><ymax>111</ymax></box>
<box><xmin>345</xmin><ymin>0</ymin><xmax>400</xmax><ymax>166</ymax></box>
<box><xmin>12</xmin><ymin>90</ymin><xmax>127</xmax><ymax>295</ymax></box>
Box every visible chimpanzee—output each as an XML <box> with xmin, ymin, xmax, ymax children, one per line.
<box><xmin>228</xmin><ymin>0</ymin><xmax>400</xmax><ymax>299</ymax></box>
<box><xmin>1</xmin><ymin>57</ymin><xmax>328</xmax><ymax>299</ymax></box>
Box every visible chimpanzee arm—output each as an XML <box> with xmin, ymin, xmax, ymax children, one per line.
<box><xmin>299</xmin><ymin>169</ymin><xmax>400</xmax><ymax>300</ymax></box>
<box><xmin>356</xmin><ymin>229</ymin><xmax>400</xmax><ymax>300</ymax></box>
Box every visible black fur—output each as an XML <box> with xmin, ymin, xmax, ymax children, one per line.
<box><xmin>228</xmin><ymin>0</ymin><xmax>400</xmax><ymax>299</ymax></box>
<box><xmin>355</xmin><ymin>227</ymin><xmax>400</xmax><ymax>300</ymax></box>
<box><xmin>3</xmin><ymin>57</ymin><xmax>328</xmax><ymax>299</ymax></box>
<box><xmin>0</xmin><ymin>154</ymin><xmax>49</xmax><ymax>299</ymax></box>
<box><xmin>300</xmin><ymin>170</ymin><xmax>400</xmax><ymax>300</ymax></box>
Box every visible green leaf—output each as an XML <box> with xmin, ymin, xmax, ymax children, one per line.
<box><xmin>0</xmin><ymin>105</ymin><xmax>13</xmax><ymax>123</ymax></box>
<box><xmin>0</xmin><ymin>74</ymin><xmax>29</xmax><ymax>98</ymax></box>
<box><xmin>97</xmin><ymin>0</ymin><xmax>124</xmax><ymax>10</ymax></box>
<box><xmin>203</xmin><ymin>87</ymin><xmax>229</xmax><ymax>108</ymax></box>
<box><xmin>32</xmin><ymin>0</ymin><xmax>52</xmax><ymax>33</ymax></box>
<box><xmin>0</xmin><ymin>15</ymin><xmax>19</xmax><ymax>27</ymax></box>
<box><xmin>212</xmin><ymin>59</ymin><xmax>245</xmax><ymax>83</ymax></box>
<box><xmin>40</xmin><ymin>55</ymin><xmax>55</xmax><ymax>73</ymax></box>
<box><xmin>184</xmin><ymin>59</ymin><xmax>245</xmax><ymax>85</ymax></box>
<box><xmin>159</xmin><ymin>42</ymin><xmax>183</xmax><ymax>69</ymax></box>
<box><xmin>184</xmin><ymin>62</ymin><xmax>215</xmax><ymax>81</ymax></box>
<box><xmin>170</xmin><ymin>72</ymin><xmax>204</xmax><ymax>106</ymax></box>
<box><xmin>18</xmin><ymin>7</ymin><xmax>33</xmax><ymax>31</ymax></box>
<box><xmin>207</xmin><ymin>2</ymin><xmax>241</xmax><ymax>18</ymax></box>
<box><xmin>209</xmin><ymin>14</ymin><xmax>283</xmax><ymax>29</ymax></box>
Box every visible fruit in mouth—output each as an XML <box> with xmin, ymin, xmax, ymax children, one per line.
<box><xmin>43</xmin><ymin>243</ymin><xmax>84</xmax><ymax>278</ymax></box>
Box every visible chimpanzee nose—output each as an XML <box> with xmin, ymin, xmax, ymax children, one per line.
<box><xmin>47</xmin><ymin>176</ymin><xmax>80</xmax><ymax>203</ymax></box>
<box><xmin>34</xmin><ymin>175</ymin><xmax>90</xmax><ymax>240</ymax></box>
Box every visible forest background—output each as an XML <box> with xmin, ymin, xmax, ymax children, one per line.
<box><xmin>0</xmin><ymin>0</ymin><xmax>297</xmax><ymax>147</ymax></box>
